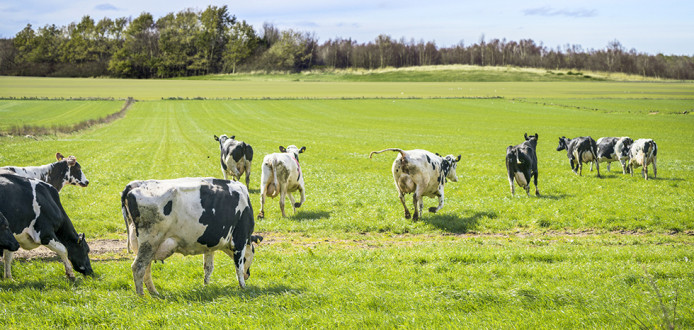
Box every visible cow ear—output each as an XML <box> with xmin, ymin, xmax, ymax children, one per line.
<box><xmin>534</xmin><ymin>133</ymin><xmax>538</xmax><ymax>139</ymax></box>
<box><xmin>56</xmin><ymin>153</ymin><xmax>64</xmax><ymax>161</ymax></box>
<box><xmin>435</xmin><ymin>153</ymin><xmax>440</xmax><ymax>157</ymax></box>
<box><xmin>251</xmin><ymin>235</ymin><xmax>263</xmax><ymax>244</ymax></box>
<box><xmin>231</xmin><ymin>135</ymin><xmax>235</xmax><ymax>140</ymax></box>
<box><xmin>299</xmin><ymin>146</ymin><xmax>306</xmax><ymax>153</ymax></box>
<box><xmin>77</xmin><ymin>233</ymin><xmax>85</xmax><ymax>244</ymax></box>
<box><xmin>214</xmin><ymin>135</ymin><xmax>219</xmax><ymax>141</ymax></box>
<box><xmin>279</xmin><ymin>146</ymin><xmax>287</xmax><ymax>153</ymax></box>
<box><xmin>456</xmin><ymin>155</ymin><xmax>461</xmax><ymax>162</ymax></box>
<box><xmin>525</xmin><ymin>133</ymin><xmax>529</xmax><ymax>140</ymax></box>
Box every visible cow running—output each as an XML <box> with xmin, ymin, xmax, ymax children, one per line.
<box><xmin>214</xmin><ymin>134</ymin><xmax>253</xmax><ymax>187</ymax></box>
<box><xmin>370</xmin><ymin>148</ymin><xmax>460</xmax><ymax>220</ymax></box>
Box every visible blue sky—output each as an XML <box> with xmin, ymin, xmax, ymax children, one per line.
<box><xmin>1</xmin><ymin>0</ymin><xmax>692</xmax><ymax>55</ymax></box>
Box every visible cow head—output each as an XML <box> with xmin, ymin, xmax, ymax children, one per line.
<box><xmin>280</xmin><ymin>145</ymin><xmax>306</xmax><ymax>161</ymax></box>
<box><xmin>56</xmin><ymin>153</ymin><xmax>89</xmax><ymax>188</ymax></box>
<box><xmin>0</xmin><ymin>212</ymin><xmax>19</xmax><ymax>252</ymax></box>
<box><xmin>556</xmin><ymin>137</ymin><xmax>569</xmax><ymax>151</ymax></box>
<box><xmin>442</xmin><ymin>154</ymin><xmax>461</xmax><ymax>183</ymax></box>
<box><xmin>243</xmin><ymin>235</ymin><xmax>264</xmax><ymax>281</ymax></box>
<box><xmin>66</xmin><ymin>233</ymin><xmax>93</xmax><ymax>276</ymax></box>
<box><xmin>525</xmin><ymin>133</ymin><xmax>538</xmax><ymax>148</ymax></box>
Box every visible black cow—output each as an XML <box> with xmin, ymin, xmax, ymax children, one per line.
<box><xmin>506</xmin><ymin>133</ymin><xmax>539</xmax><ymax>196</ymax></box>
<box><xmin>121</xmin><ymin>177</ymin><xmax>263</xmax><ymax>295</ymax></box>
<box><xmin>557</xmin><ymin>136</ymin><xmax>600</xmax><ymax>177</ymax></box>
<box><xmin>0</xmin><ymin>211</ymin><xmax>19</xmax><ymax>253</ymax></box>
<box><xmin>214</xmin><ymin>135</ymin><xmax>254</xmax><ymax>187</ymax></box>
<box><xmin>0</xmin><ymin>172</ymin><xmax>92</xmax><ymax>280</ymax></box>
<box><xmin>1</xmin><ymin>152</ymin><xmax>89</xmax><ymax>192</ymax></box>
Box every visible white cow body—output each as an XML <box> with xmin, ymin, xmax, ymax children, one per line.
<box><xmin>628</xmin><ymin>139</ymin><xmax>658</xmax><ymax>180</ymax></box>
<box><xmin>258</xmin><ymin>145</ymin><xmax>306</xmax><ymax>219</ymax></box>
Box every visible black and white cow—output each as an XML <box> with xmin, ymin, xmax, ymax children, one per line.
<box><xmin>370</xmin><ymin>148</ymin><xmax>460</xmax><ymax>220</ymax></box>
<box><xmin>0</xmin><ymin>211</ymin><xmax>19</xmax><ymax>253</ymax></box>
<box><xmin>121</xmin><ymin>177</ymin><xmax>262</xmax><ymax>295</ymax></box>
<box><xmin>0</xmin><ymin>172</ymin><xmax>92</xmax><ymax>281</ymax></box>
<box><xmin>628</xmin><ymin>139</ymin><xmax>658</xmax><ymax>180</ymax></box>
<box><xmin>556</xmin><ymin>136</ymin><xmax>600</xmax><ymax>177</ymax></box>
<box><xmin>214</xmin><ymin>135</ymin><xmax>253</xmax><ymax>187</ymax></box>
<box><xmin>1</xmin><ymin>153</ymin><xmax>89</xmax><ymax>192</ymax></box>
<box><xmin>614</xmin><ymin>137</ymin><xmax>635</xmax><ymax>174</ymax></box>
<box><xmin>258</xmin><ymin>145</ymin><xmax>306</xmax><ymax>219</ymax></box>
<box><xmin>506</xmin><ymin>133</ymin><xmax>539</xmax><ymax>196</ymax></box>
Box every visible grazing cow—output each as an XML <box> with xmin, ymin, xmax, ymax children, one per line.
<box><xmin>369</xmin><ymin>148</ymin><xmax>460</xmax><ymax>220</ymax></box>
<box><xmin>614</xmin><ymin>137</ymin><xmax>635</xmax><ymax>174</ymax></box>
<box><xmin>0</xmin><ymin>211</ymin><xmax>20</xmax><ymax>253</ymax></box>
<box><xmin>506</xmin><ymin>133</ymin><xmax>539</xmax><ymax>196</ymax></box>
<box><xmin>121</xmin><ymin>177</ymin><xmax>262</xmax><ymax>295</ymax></box>
<box><xmin>214</xmin><ymin>134</ymin><xmax>254</xmax><ymax>187</ymax></box>
<box><xmin>0</xmin><ymin>172</ymin><xmax>92</xmax><ymax>281</ymax></box>
<box><xmin>1</xmin><ymin>153</ymin><xmax>89</xmax><ymax>192</ymax></box>
<box><xmin>628</xmin><ymin>139</ymin><xmax>658</xmax><ymax>180</ymax></box>
<box><xmin>556</xmin><ymin>136</ymin><xmax>600</xmax><ymax>177</ymax></box>
<box><xmin>258</xmin><ymin>145</ymin><xmax>306</xmax><ymax>219</ymax></box>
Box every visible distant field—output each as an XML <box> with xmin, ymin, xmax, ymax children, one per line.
<box><xmin>0</xmin><ymin>100</ymin><xmax>123</xmax><ymax>132</ymax></box>
<box><xmin>0</xmin><ymin>72</ymin><xmax>693</xmax><ymax>328</ymax></box>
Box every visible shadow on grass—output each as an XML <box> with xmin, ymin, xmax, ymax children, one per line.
<box><xmin>162</xmin><ymin>284</ymin><xmax>301</xmax><ymax>302</ymax></box>
<box><xmin>291</xmin><ymin>210</ymin><xmax>331</xmax><ymax>221</ymax></box>
<box><xmin>0</xmin><ymin>280</ymin><xmax>48</xmax><ymax>291</ymax></box>
<box><xmin>247</xmin><ymin>188</ymin><xmax>260</xmax><ymax>194</ymax></box>
<box><xmin>537</xmin><ymin>193</ymin><xmax>573</xmax><ymax>200</ymax></box>
<box><xmin>423</xmin><ymin>211</ymin><xmax>495</xmax><ymax>233</ymax></box>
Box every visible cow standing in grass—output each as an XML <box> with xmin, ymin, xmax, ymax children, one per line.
<box><xmin>121</xmin><ymin>177</ymin><xmax>262</xmax><ymax>295</ymax></box>
<box><xmin>1</xmin><ymin>153</ymin><xmax>89</xmax><ymax>192</ymax></box>
<box><xmin>506</xmin><ymin>133</ymin><xmax>539</xmax><ymax>196</ymax></box>
<box><xmin>628</xmin><ymin>139</ymin><xmax>658</xmax><ymax>180</ymax></box>
<box><xmin>258</xmin><ymin>145</ymin><xmax>306</xmax><ymax>219</ymax></box>
<box><xmin>556</xmin><ymin>136</ymin><xmax>600</xmax><ymax>177</ymax></box>
<box><xmin>614</xmin><ymin>137</ymin><xmax>635</xmax><ymax>174</ymax></box>
<box><xmin>0</xmin><ymin>172</ymin><xmax>92</xmax><ymax>281</ymax></box>
<box><xmin>214</xmin><ymin>135</ymin><xmax>253</xmax><ymax>187</ymax></box>
<box><xmin>370</xmin><ymin>148</ymin><xmax>460</xmax><ymax>220</ymax></box>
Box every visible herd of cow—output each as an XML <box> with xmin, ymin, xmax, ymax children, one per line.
<box><xmin>0</xmin><ymin>132</ymin><xmax>658</xmax><ymax>295</ymax></box>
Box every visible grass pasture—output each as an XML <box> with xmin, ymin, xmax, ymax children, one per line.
<box><xmin>0</xmin><ymin>70</ymin><xmax>693</xmax><ymax>328</ymax></box>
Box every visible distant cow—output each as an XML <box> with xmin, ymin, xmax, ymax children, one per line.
<box><xmin>0</xmin><ymin>211</ymin><xmax>19</xmax><ymax>253</ymax></box>
<box><xmin>121</xmin><ymin>177</ymin><xmax>262</xmax><ymax>295</ymax></box>
<box><xmin>258</xmin><ymin>145</ymin><xmax>306</xmax><ymax>219</ymax></box>
<box><xmin>0</xmin><ymin>172</ymin><xmax>92</xmax><ymax>281</ymax></box>
<box><xmin>370</xmin><ymin>148</ymin><xmax>460</xmax><ymax>220</ymax></box>
<box><xmin>628</xmin><ymin>139</ymin><xmax>658</xmax><ymax>180</ymax></box>
<box><xmin>214</xmin><ymin>135</ymin><xmax>253</xmax><ymax>187</ymax></box>
<box><xmin>1</xmin><ymin>153</ymin><xmax>89</xmax><ymax>192</ymax></box>
<box><xmin>614</xmin><ymin>137</ymin><xmax>635</xmax><ymax>174</ymax></box>
<box><xmin>506</xmin><ymin>133</ymin><xmax>539</xmax><ymax>196</ymax></box>
<box><xmin>556</xmin><ymin>136</ymin><xmax>600</xmax><ymax>177</ymax></box>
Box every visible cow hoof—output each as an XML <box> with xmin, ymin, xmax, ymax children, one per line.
<box><xmin>428</xmin><ymin>207</ymin><xmax>437</xmax><ymax>213</ymax></box>
<box><xmin>404</xmin><ymin>213</ymin><xmax>411</xmax><ymax>219</ymax></box>
<box><xmin>294</xmin><ymin>203</ymin><xmax>301</xmax><ymax>208</ymax></box>
<box><xmin>257</xmin><ymin>212</ymin><xmax>264</xmax><ymax>219</ymax></box>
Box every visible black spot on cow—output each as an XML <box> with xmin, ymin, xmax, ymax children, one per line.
<box><xmin>163</xmin><ymin>200</ymin><xmax>173</xmax><ymax>216</ymax></box>
<box><xmin>425</xmin><ymin>155</ymin><xmax>431</xmax><ymax>164</ymax></box>
<box><xmin>6</xmin><ymin>167</ymin><xmax>15</xmax><ymax>173</ymax></box>
<box><xmin>230</xmin><ymin>144</ymin><xmax>245</xmax><ymax>162</ymax></box>
<box><xmin>197</xmin><ymin>180</ymin><xmax>240</xmax><ymax>248</ymax></box>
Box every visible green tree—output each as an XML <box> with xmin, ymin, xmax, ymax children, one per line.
<box><xmin>223</xmin><ymin>20</ymin><xmax>259</xmax><ymax>73</ymax></box>
<box><xmin>108</xmin><ymin>12</ymin><xmax>158</xmax><ymax>78</ymax></box>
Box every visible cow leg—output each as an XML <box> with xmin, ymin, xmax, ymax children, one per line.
<box><xmin>508</xmin><ymin>173</ymin><xmax>515</xmax><ymax>196</ymax></box>
<box><xmin>132</xmin><ymin>244</ymin><xmax>156</xmax><ymax>296</ymax></box>
<box><xmin>398</xmin><ymin>192</ymin><xmax>411</xmax><ymax>219</ymax></box>
<box><xmin>295</xmin><ymin>185</ymin><xmax>305</xmax><ymax>209</ymax></box>
<box><xmin>245</xmin><ymin>166</ymin><xmax>251</xmax><ymax>187</ymax></box>
<box><xmin>412</xmin><ymin>187</ymin><xmax>425</xmax><ymax>221</ymax></box>
<box><xmin>203</xmin><ymin>252</ymin><xmax>214</xmax><ymax>285</ymax></box>
<box><xmin>258</xmin><ymin>193</ymin><xmax>266</xmax><ymax>219</ymax></box>
<box><xmin>429</xmin><ymin>186</ymin><xmax>445</xmax><ymax>213</ymax></box>
<box><xmin>595</xmin><ymin>160</ymin><xmax>601</xmax><ymax>178</ymax></box>
<box><xmin>45</xmin><ymin>239</ymin><xmax>75</xmax><ymax>281</ymax></box>
<box><xmin>2</xmin><ymin>250</ymin><xmax>12</xmax><ymax>280</ymax></box>
<box><xmin>533</xmin><ymin>171</ymin><xmax>540</xmax><ymax>196</ymax></box>
<box><xmin>653</xmin><ymin>157</ymin><xmax>657</xmax><ymax>178</ymax></box>
<box><xmin>222</xmin><ymin>170</ymin><xmax>228</xmax><ymax>180</ymax></box>
<box><xmin>607</xmin><ymin>162</ymin><xmax>611</xmax><ymax>172</ymax></box>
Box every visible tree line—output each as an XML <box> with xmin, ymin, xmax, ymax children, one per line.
<box><xmin>1</xmin><ymin>5</ymin><xmax>692</xmax><ymax>79</ymax></box>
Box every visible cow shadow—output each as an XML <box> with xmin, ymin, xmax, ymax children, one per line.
<box><xmin>537</xmin><ymin>193</ymin><xmax>573</xmax><ymax>200</ymax></box>
<box><xmin>162</xmin><ymin>284</ymin><xmax>301</xmax><ymax>302</ymax></box>
<box><xmin>291</xmin><ymin>210</ymin><xmax>331</xmax><ymax>221</ymax></box>
<box><xmin>0</xmin><ymin>280</ymin><xmax>48</xmax><ymax>291</ymax></box>
<box><xmin>423</xmin><ymin>211</ymin><xmax>494</xmax><ymax>233</ymax></box>
<box><xmin>247</xmin><ymin>188</ymin><xmax>260</xmax><ymax>194</ymax></box>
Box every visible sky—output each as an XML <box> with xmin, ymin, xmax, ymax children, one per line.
<box><xmin>0</xmin><ymin>0</ymin><xmax>692</xmax><ymax>55</ymax></box>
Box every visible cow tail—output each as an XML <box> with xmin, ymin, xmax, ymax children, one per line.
<box><xmin>121</xmin><ymin>184</ymin><xmax>134</xmax><ymax>253</ymax></box>
<box><xmin>271</xmin><ymin>158</ymin><xmax>280</xmax><ymax>198</ymax></box>
<box><xmin>369</xmin><ymin>148</ymin><xmax>407</xmax><ymax>159</ymax></box>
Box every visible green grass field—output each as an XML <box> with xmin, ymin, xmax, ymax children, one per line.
<box><xmin>0</xmin><ymin>68</ymin><xmax>693</xmax><ymax>328</ymax></box>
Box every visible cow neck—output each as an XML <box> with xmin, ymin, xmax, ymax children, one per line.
<box><xmin>291</xmin><ymin>155</ymin><xmax>301</xmax><ymax>177</ymax></box>
<box><xmin>46</xmin><ymin>161</ymin><xmax>67</xmax><ymax>192</ymax></box>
